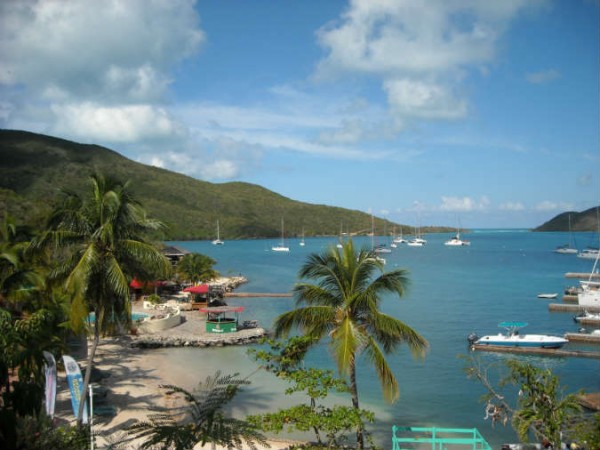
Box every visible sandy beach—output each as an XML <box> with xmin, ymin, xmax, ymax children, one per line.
<box><xmin>54</xmin><ymin>304</ymin><xmax>300</xmax><ymax>449</ymax></box>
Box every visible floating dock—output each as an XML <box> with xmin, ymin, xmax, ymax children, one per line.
<box><xmin>561</xmin><ymin>294</ymin><xmax>578</xmax><ymax>303</ymax></box>
<box><xmin>565</xmin><ymin>272</ymin><xmax>600</xmax><ymax>279</ymax></box>
<box><xmin>471</xmin><ymin>344</ymin><xmax>600</xmax><ymax>359</ymax></box>
<box><xmin>548</xmin><ymin>303</ymin><xmax>600</xmax><ymax>313</ymax></box>
<box><xmin>224</xmin><ymin>292</ymin><xmax>292</xmax><ymax>298</ymax></box>
<box><xmin>565</xmin><ymin>332</ymin><xmax>600</xmax><ymax>344</ymax></box>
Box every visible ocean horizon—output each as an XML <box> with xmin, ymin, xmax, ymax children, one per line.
<box><xmin>162</xmin><ymin>230</ymin><xmax>600</xmax><ymax>447</ymax></box>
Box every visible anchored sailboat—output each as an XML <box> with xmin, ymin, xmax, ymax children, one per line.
<box><xmin>272</xmin><ymin>218</ymin><xmax>290</xmax><ymax>252</ymax></box>
<box><xmin>212</xmin><ymin>220</ymin><xmax>224</xmax><ymax>245</ymax></box>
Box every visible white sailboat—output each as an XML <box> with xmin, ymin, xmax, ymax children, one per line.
<box><xmin>212</xmin><ymin>220</ymin><xmax>224</xmax><ymax>245</ymax></box>
<box><xmin>272</xmin><ymin>218</ymin><xmax>290</xmax><ymax>252</ymax></box>
<box><xmin>370</xmin><ymin>215</ymin><xmax>386</xmax><ymax>264</ymax></box>
<box><xmin>299</xmin><ymin>227</ymin><xmax>305</xmax><ymax>247</ymax></box>
<box><xmin>554</xmin><ymin>214</ymin><xmax>577</xmax><ymax>254</ymax></box>
<box><xmin>444</xmin><ymin>221</ymin><xmax>470</xmax><ymax>246</ymax></box>
<box><xmin>578</xmin><ymin>251</ymin><xmax>600</xmax><ymax>308</ymax></box>
<box><xmin>392</xmin><ymin>226</ymin><xmax>407</xmax><ymax>245</ymax></box>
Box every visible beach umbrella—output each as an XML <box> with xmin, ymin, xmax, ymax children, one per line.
<box><xmin>130</xmin><ymin>279</ymin><xmax>144</xmax><ymax>289</ymax></box>
<box><xmin>183</xmin><ymin>284</ymin><xmax>210</xmax><ymax>294</ymax></box>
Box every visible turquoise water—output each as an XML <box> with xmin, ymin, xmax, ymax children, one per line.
<box><xmin>164</xmin><ymin>231</ymin><xmax>600</xmax><ymax>446</ymax></box>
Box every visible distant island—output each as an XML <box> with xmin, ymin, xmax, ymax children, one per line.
<box><xmin>533</xmin><ymin>208</ymin><xmax>600</xmax><ymax>232</ymax></box>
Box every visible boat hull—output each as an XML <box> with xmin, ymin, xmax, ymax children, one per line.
<box><xmin>475</xmin><ymin>334</ymin><xmax>568</xmax><ymax>349</ymax></box>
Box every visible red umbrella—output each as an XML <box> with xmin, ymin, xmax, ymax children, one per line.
<box><xmin>183</xmin><ymin>284</ymin><xmax>210</xmax><ymax>294</ymax></box>
<box><xmin>130</xmin><ymin>279</ymin><xmax>144</xmax><ymax>289</ymax></box>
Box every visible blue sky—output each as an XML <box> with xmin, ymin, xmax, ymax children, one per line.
<box><xmin>1</xmin><ymin>0</ymin><xmax>598</xmax><ymax>228</ymax></box>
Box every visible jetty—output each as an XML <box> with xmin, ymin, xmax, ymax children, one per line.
<box><xmin>565</xmin><ymin>272</ymin><xmax>600</xmax><ymax>279</ymax></box>
<box><xmin>548</xmin><ymin>303</ymin><xmax>600</xmax><ymax>313</ymax></box>
<box><xmin>224</xmin><ymin>292</ymin><xmax>292</xmax><ymax>298</ymax></box>
<box><xmin>565</xmin><ymin>332</ymin><xmax>600</xmax><ymax>344</ymax></box>
<box><xmin>471</xmin><ymin>344</ymin><xmax>600</xmax><ymax>359</ymax></box>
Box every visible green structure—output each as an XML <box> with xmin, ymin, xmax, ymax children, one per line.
<box><xmin>200</xmin><ymin>306</ymin><xmax>244</xmax><ymax>333</ymax></box>
<box><xmin>392</xmin><ymin>426</ymin><xmax>491</xmax><ymax>450</ymax></box>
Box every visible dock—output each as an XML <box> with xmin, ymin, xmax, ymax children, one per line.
<box><xmin>565</xmin><ymin>332</ymin><xmax>600</xmax><ymax>344</ymax></box>
<box><xmin>565</xmin><ymin>272</ymin><xmax>600</xmax><ymax>279</ymax></box>
<box><xmin>471</xmin><ymin>344</ymin><xmax>600</xmax><ymax>359</ymax></box>
<box><xmin>224</xmin><ymin>292</ymin><xmax>292</xmax><ymax>298</ymax></box>
<box><xmin>548</xmin><ymin>303</ymin><xmax>600</xmax><ymax>313</ymax></box>
<box><xmin>561</xmin><ymin>294</ymin><xmax>578</xmax><ymax>303</ymax></box>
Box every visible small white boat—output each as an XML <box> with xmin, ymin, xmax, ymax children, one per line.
<box><xmin>468</xmin><ymin>322</ymin><xmax>568</xmax><ymax>349</ymax></box>
<box><xmin>577</xmin><ymin>248</ymin><xmax>599</xmax><ymax>259</ymax></box>
<box><xmin>537</xmin><ymin>293</ymin><xmax>558</xmax><ymax>299</ymax></box>
<box><xmin>299</xmin><ymin>228</ymin><xmax>305</xmax><ymax>247</ymax></box>
<box><xmin>574</xmin><ymin>310</ymin><xmax>600</xmax><ymax>323</ymax></box>
<box><xmin>374</xmin><ymin>245</ymin><xmax>392</xmax><ymax>254</ymax></box>
<box><xmin>554</xmin><ymin>214</ymin><xmax>577</xmax><ymax>254</ymax></box>
<box><xmin>212</xmin><ymin>220</ymin><xmax>224</xmax><ymax>245</ymax></box>
<box><xmin>444</xmin><ymin>232</ymin><xmax>470</xmax><ymax>246</ymax></box>
<box><xmin>272</xmin><ymin>218</ymin><xmax>290</xmax><ymax>253</ymax></box>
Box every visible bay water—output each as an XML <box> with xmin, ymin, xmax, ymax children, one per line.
<box><xmin>163</xmin><ymin>231</ymin><xmax>600</xmax><ymax>447</ymax></box>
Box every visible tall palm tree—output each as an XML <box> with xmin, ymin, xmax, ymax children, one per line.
<box><xmin>274</xmin><ymin>239</ymin><xmax>428</xmax><ymax>449</ymax></box>
<box><xmin>38</xmin><ymin>174</ymin><xmax>170</xmax><ymax>423</ymax></box>
<box><xmin>176</xmin><ymin>252</ymin><xmax>219</xmax><ymax>284</ymax></box>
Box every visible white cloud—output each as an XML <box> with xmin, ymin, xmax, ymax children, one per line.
<box><xmin>315</xmin><ymin>0</ymin><xmax>537</xmax><ymax>125</ymax></box>
<box><xmin>384</xmin><ymin>78</ymin><xmax>467</xmax><ymax>120</ymax></box>
<box><xmin>0</xmin><ymin>0</ymin><xmax>203</xmax><ymax>102</ymax></box>
<box><xmin>440</xmin><ymin>196</ymin><xmax>489</xmax><ymax>212</ymax></box>
<box><xmin>526</xmin><ymin>69</ymin><xmax>561</xmax><ymax>84</ymax></box>
<box><xmin>52</xmin><ymin>103</ymin><xmax>185</xmax><ymax>143</ymax></box>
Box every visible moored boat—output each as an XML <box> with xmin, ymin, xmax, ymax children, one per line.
<box><xmin>468</xmin><ymin>322</ymin><xmax>568</xmax><ymax>349</ymax></box>
<box><xmin>574</xmin><ymin>310</ymin><xmax>600</xmax><ymax>323</ymax></box>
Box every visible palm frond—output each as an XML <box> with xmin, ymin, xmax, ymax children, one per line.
<box><xmin>363</xmin><ymin>336</ymin><xmax>400</xmax><ymax>403</ymax></box>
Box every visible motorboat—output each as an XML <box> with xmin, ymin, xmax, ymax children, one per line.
<box><xmin>374</xmin><ymin>244</ymin><xmax>392</xmax><ymax>254</ymax></box>
<box><xmin>573</xmin><ymin>310</ymin><xmax>600</xmax><ymax>323</ymax></box>
<box><xmin>577</xmin><ymin>251</ymin><xmax>600</xmax><ymax>307</ymax></box>
<box><xmin>467</xmin><ymin>322</ymin><xmax>568</xmax><ymax>349</ymax></box>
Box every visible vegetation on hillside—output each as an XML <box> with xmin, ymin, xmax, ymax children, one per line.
<box><xmin>534</xmin><ymin>208</ymin><xmax>600</xmax><ymax>232</ymax></box>
<box><xmin>0</xmin><ymin>129</ymin><xmax>455</xmax><ymax>240</ymax></box>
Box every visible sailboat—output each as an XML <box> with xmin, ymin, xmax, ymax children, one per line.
<box><xmin>370</xmin><ymin>215</ymin><xmax>386</xmax><ymax>264</ymax></box>
<box><xmin>554</xmin><ymin>214</ymin><xmax>577</xmax><ymax>254</ymax></box>
<box><xmin>444</xmin><ymin>219</ymin><xmax>470</xmax><ymax>246</ymax></box>
<box><xmin>392</xmin><ymin>226</ymin><xmax>407</xmax><ymax>245</ymax></box>
<box><xmin>212</xmin><ymin>220</ymin><xmax>224</xmax><ymax>245</ymax></box>
<box><xmin>299</xmin><ymin>227</ymin><xmax>305</xmax><ymax>247</ymax></box>
<box><xmin>272</xmin><ymin>218</ymin><xmax>290</xmax><ymax>252</ymax></box>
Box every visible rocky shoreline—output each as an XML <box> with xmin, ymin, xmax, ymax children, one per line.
<box><xmin>130</xmin><ymin>326</ymin><xmax>267</xmax><ymax>348</ymax></box>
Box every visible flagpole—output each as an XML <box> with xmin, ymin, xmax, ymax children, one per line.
<box><xmin>89</xmin><ymin>384</ymin><xmax>94</xmax><ymax>450</ymax></box>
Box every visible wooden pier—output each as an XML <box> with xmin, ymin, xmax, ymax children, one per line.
<box><xmin>565</xmin><ymin>332</ymin><xmax>600</xmax><ymax>344</ymax></box>
<box><xmin>224</xmin><ymin>292</ymin><xmax>292</xmax><ymax>298</ymax></box>
<box><xmin>561</xmin><ymin>294</ymin><xmax>578</xmax><ymax>303</ymax></box>
<box><xmin>548</xmin><ymin>303</ymin><xmax>600</xmax><ymax>313</ymax></box>
<box><xmin>471</xmin><ymin>344</ymin><xmax>600</xmax><ymax>359</ymax></box>
<box><xmin>565</xmin><ymin>272</ymin><xmax>600</xmax><ymax>279</ymax></box>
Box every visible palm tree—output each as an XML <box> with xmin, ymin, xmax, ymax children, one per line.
<box><xmin>176</xmin><ymin>252</ymin><xmax>219</xmax><ymax>284</ymax></box>
<box><xmin>273</xmin><ymin>239</ymin><xmax>428</xmax><ymax>449</ymax></box>
<box><xmin>38</xmin><ymin>174</ymin><xmax>170</xmax><ymax>423</ymax></box>
<box><xmin>127</xmin><ymin>371</ymin><xmax>268</xmax><ymax>450</ymax></box>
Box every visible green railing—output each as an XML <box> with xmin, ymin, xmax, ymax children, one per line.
<box><xmin>392</xmin><ymin>426</ymin><xmax>492</xmax><ymax>450</ymax></box>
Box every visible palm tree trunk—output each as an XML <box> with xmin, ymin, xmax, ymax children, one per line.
<box><xmin>349</xmin><ymin>360</ymin><xmax>364</xmax><ymax>450</ymax></box>
<box><xmin>77</xmin><ymin>321</ymin><xmax>99</xmax><ymax>425</ymax></box>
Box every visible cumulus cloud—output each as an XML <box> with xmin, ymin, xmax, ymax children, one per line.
<box><xmin>440</xmin><ymin>196</ymin><xmax>489</xmax><ymax>212</ymax></box>
<box><xmin>0</xmin><ymin>0</ymin><xmax>203</xmax><ymax>102</ymax></box>
<box><xmin>0</xmin><ymin>0</ymin><xmax>203</xmax><ymax>149</ymax></box>
<box><xmin>315</xmin><ymin>0</ymin><xmax>536</xmax><ymax>125</ymax></box>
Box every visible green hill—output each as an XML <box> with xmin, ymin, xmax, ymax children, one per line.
<box><xmin>0</xmin><ymin>129</ymin><xmax>454</xmax><ymax>240</ymax></box>
<box><xmin>534</xmin><ymin>208</ymin><xmax>600</xmax><ymax>232</ymax></box>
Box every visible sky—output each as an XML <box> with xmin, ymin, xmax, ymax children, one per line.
<box><xmin>1</xmin><ymin>0</ymin><xmax>599</xmax><ymax>228</ymax></box>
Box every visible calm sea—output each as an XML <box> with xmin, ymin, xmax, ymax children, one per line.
<box><xmin>163</xmin><ymin>231</ymin><xmax>600</xmax><ymax>447</ymax></box>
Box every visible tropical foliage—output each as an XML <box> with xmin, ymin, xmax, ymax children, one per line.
<box><xmin>465</xmin><ymin>357</ymin><xmax>585</xmax><ymax>448</ymax></box>
<box><xmin>176</xmin><ymin>252</ymin><xmax>219</xmax><ymax>284</ymax></box>
<box><xmin>127</xmin><ymin>371</ymin><xmax>268</xmax><ymax>450</ymax></box>
<box><xmin>248</xmin><ymin>336</ymin><xmax>375</xmax><ymax>449</ymax></box>
<box><xmin>273</xmin><ymin>240</ymin><xmax>428</xmax><ymax>449</ymax></box>
<box><xmin>36</xmin><ymin>173</ymin><xmax>171</xmax><ymax>423</ymax></box>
